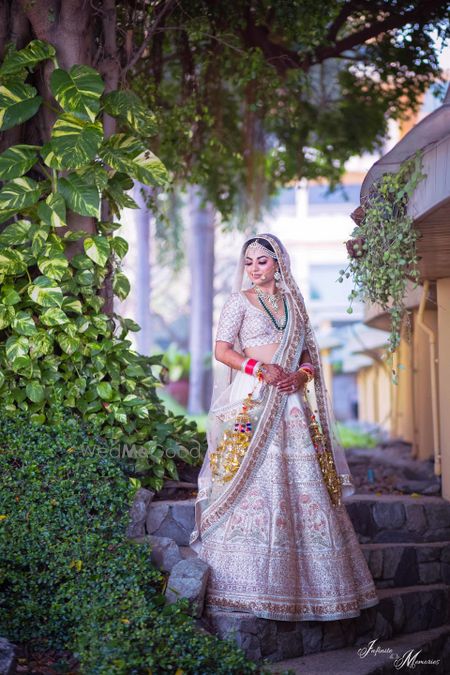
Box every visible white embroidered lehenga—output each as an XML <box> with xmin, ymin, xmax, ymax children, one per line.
<box><xmin>189</xmin><ymin>234</ymin><xmax>379</xmax><ymax>621</ymax></box>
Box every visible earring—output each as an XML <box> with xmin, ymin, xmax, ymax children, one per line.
<box><xmin>274</xmin><ymin>270</ymin><xmax>281</xmax><ymax>287</ymax></box>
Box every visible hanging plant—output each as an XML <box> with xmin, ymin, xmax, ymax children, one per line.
<box><xmin>338</xmin><ymin>150</ymin><xmax>425</xmax><ymax>367</ymax></box>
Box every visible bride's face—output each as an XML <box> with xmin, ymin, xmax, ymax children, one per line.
<box><xmin>244</xmin><ymin>250</ymin><xmax>278</xmax><ymax>284</ymax></box>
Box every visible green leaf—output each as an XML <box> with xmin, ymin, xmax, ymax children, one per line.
<box><xmin>26</xmin><ymin>381</ymin><xmax>45</xmax><ymax>403</ymax></box>
<box><xmin>130</xmin><ymin>149</ymin><xmax>169</xmax><ymax>187</ymax></box>
<box><xmin>40</xmin><ymin>142</ymin><xmax>64</xmax><ymax>170</ymax></box>
<box><xmin>70</xmin><ymin>253</ymin><xmax>94</xmax><ymax>270</ymax></box>
<box><xmin>98</xmin><ymin>220</ymin><xmax>123</xmax><ymax>235</ymax></box>
<box><xmin>99</xmin><ymin>134</ymin><xmax>169</xmax><ymax>186</ymax></box>
<box><xmin>99</xmin><ymin>134</ymin><xmax>143</xmax><ymax>171</ymax></box>
<box><xmin>50</xmin><ymin>65</ymin><xmax>104</xmax><ymax>122</ymax></box>
<box><xmin>0</xmin><ymin>82</ymin><xmax>42</xmax><ymax>131</ymax></box>
<box><xmin>0</xmin><ymin>177</ymin><xmax>41</xmax><ymax>212</ymax></box>
<box><xmin>83</xmin><ymin>235</ymin><xmax>110</xmax><ymax>266</ymax></box>
<box><xmin>2</xmin><ymin>286</ymin><xmax>21</xmax><ymax>305</ymax></box>
<box><xmin>0</xmin><ymin>40</ymin><xmax>56</xmax><ymax>76</ymax></box>
<box><xmin>105</xmin><ymin>173</ymin><xmax>138</xmax><ymax>212</ymax></box>
<box><xmin>31</xmin><ymin>227</ymin><xmax>49</xmax><ymax>256</ymax></box>
<box><xmin>97</xmin><ymin>381</ymin><xmax>113</xmax><ymax>401</ymax></box>
<box><xmin>74</xmin><ymin>316</ymin><xmax>90</xmax><ymax>333</ymax></box>
<box><xmin>62</xmin><ymin>297</ymin><xmax>82</xmax><ymax>314</ymax></box>
<box><xmin>74</xmin><ymin>269</ymin><xmax>94</xmax><ymax>286</ymax></box>
<box><xmin>11</xmin><ymin>311</ymin><xmax>37</xmax><ymax>336</ymax></box>
<box><xmin>40</xmin><ymin>307</ymin><xmax>69</xmax><ymax>326</ymax></box>
<box><xmin>30</xmin><ymin>331</ymin><xmax>53</xmax><ymax>358</ymax></box>
<box><xmin>11</xmin><ymin>355</ymin><xmax>32</xmax><ymax>374</ymax></box>
<box><xmin>0</xmin><ymin>144</ymin><xmax>39</xmax><ymax>180</ymax></box>
<box><xmin>123</xmin><ymin>318</ymin><xmax>140</xmax><ymax>332</ymax></box>
<box><xmin>113</xmin><ymin>272</ymin><xmax>130</xmax><ymax>300</ymax></box>
<box><xmin>62</xmin><ymin>321</ymin><xmax>79</xmax><ymax>338</ymax></box>
<box><xmin>111</xmin><ymin>236</ymin><xmax>129</xmax><ymax>259</ymax></box>
<box><xmin>5</xmin><ymin>335</ymin><xmax>29</xmax><ymax>362</ymax></box>
<box><xmin>0</xmin><ymin>219</ymin><xmax>32</xmax><ymax>245</ymax></box>
<box><xmin>59</xmin><ymin>173</ymin><xmax>101</xmax><ymax>217</ymax></box>
<box><xmin>77</xmin><ymin>164</ymin><xmax>109</xmax><ymax>190</ymax></box>
<box><xmin>50</xmin><ymin>114</ymin><xmax>103</xmax><ymax>168</ymax></box>
<box><xmin>62</xmin><ymin>230</ymin><xmax>88</xmax><ymax>242</ymax></box>
<box><xmin>37</xmin><ymin>193</ymin><xmax>67</xmax><ymax>228</ymax></box>
<box><xmin>30</xmin><ymin>413</ymin><xmax>46</xmax><ymax>424</ymax></box>
<box><xmin>123</xmin><ymin>394</ymin><xmax>147</xmax><ymax>406</ymax></box>
<box><xmin>0</xmin><ymin>305</ymin><xmax>15</xmax><ymax>329</ymax></box>
<box><xmin>57</xmin><ymin>333</ymin><xmax>80</xmax><ymax>355</ymax></box>
<box><xmin>0</xmin><ymin>248</ymin><xmax>27</xmax><ymax>274</ymax></box>
<box><xmin>37</xmin><ymin>253</ymin><xmax>69</xmax><ymax>281</ymax></box>
<box><xmin>103</xmin><ymin>90</ymin><xmax>158</xmax><ymax>136</ymax></box>
<box><xmin>28</xmin><ymin>276</ymin><xmax>64</xmax><ymax>307</ymax></box>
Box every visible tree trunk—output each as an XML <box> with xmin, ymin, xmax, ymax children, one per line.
<box><xmin>188</xmin><ymin>186</ymin><xmax>215</xmax><ymax>414</ymax></box>
<box><xmin>3</xmin><ymin>0</ymin><xmax>120</xmax><ymax>315</ymax></box>
<box><xmin>131</xmin><ymin>182</ymin><xmax>152</xmax><ymax>356</ymax></box>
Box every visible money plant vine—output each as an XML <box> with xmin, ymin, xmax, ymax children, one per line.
<box><xmin>0</xmin><ymin>40</ymin><xmax>203</xmax><ymax>490</ymax></box>
<box><xmin>338</xmin><ymin>150</ymin><xmax>425</xmax><ymax>373</ymax></box>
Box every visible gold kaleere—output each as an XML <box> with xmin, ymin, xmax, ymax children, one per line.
<box><xmin>307</xmin><ymin>406</ymin><xmax>342</xmax><ymax>507</ymax></box>
<box><xmin>210</xmin><ymin>372</ymin><xmax>263</xmax><ymax>485</ymax></box>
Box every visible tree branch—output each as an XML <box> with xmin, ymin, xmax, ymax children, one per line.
<box><xmin>325</xmin><ymin>1</ymin><xmax>362</xmax><ymax>43</ymax></box>
<box><xmin>122</xmin><ymin>0</ymin><xmax>177</xmax><ymax>76</ymax></box>
<box><xmin>242</xmin><ymin>0</ymin><xmax>449</xmax><ymax>74</ymax></box>
<box><xmin>310</xmin><ymin>0</ymin><xmax>448</xmax><ymax>67</ymax></box>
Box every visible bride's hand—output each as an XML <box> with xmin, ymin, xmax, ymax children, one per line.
<box><xmin>259</xmin><ymin>363</ymin><xmax>285</xmax><ymax>385</ymax></box>
<box><xmin>276</xmin><ymin>369</ymin><xmax>309</xmax><ymax>393</ymax></box>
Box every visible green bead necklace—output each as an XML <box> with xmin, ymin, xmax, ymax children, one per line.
<box><xmin>257</xmin><ymin>294</ymin><xmax>288</xmax><ymax>330</ymax></box>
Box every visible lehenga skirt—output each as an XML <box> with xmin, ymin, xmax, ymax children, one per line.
<box><xmin>196</xmin><ymin>370</ymin><xmax>380</xmax><ymax>621</ymax></box>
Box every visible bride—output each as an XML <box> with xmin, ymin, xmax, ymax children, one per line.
<box><xmin>189</xmin><ymin>233</ymin><xmax>379</xmax><ymax>621</ymax></box>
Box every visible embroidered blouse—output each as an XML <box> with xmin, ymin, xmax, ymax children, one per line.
<box><xmin>215</xmin><ymin>291</ymin><xmax>290</xmax><ymax>350</ymax></box>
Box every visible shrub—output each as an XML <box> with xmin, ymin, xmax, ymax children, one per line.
<box><xmin>0</xmin><ymin>39</ymin><xmax>204</xmax><ymax>491</ymax></box>
<box><xmin>0</xmin><ymin>411</ymin><xmax>259</xmax><ymax>674</ymax></box>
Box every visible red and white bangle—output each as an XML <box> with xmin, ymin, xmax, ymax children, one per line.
<box><xmin>241</xmin><ymin>357</ymin><xmax>262</xmax><ymax>376</ymax></box>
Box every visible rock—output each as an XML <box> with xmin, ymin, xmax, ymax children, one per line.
<box><xmin>322</xmin><ymin>621</ymin><xmax>346</xmax><ymax>650</ymax></box>
<box><xmin>151</xmin><ymin>535</ymin><xmax>183</xmax><ymax>572</ymax></box>
<box><xmin>424</xmin><ymin>502</ymin><xmax>450</xmax><ymax>530</ymax></box>
<box><xmin>367</xmin><ymin>548</ymin><xmax>383</xmax><ymax>579</ymax></box>
<box><xmin>396</xmin><ymin>479</ymin><xmax>441</xmax><ymax>495</ymax></box>
<box><xmin>165</xmin><ymin>558</ymin><xmax>210</xmax><ymax>618</ymax></box>
<box><xmin>134</xmin><ymin>534</ymin><xmax>183</xmax><ymax>572</ymax></box>
<box><xmin>405</xmin><ymin>503</ymin><xmax>427</xmax><ymax>534</ymax></box>
<box><xmin>146</xmin><ymin>502</ymin><xmax>170</xmax><ymax>533</ymax></box>
<box><xmin>382</xmin><ymin>546</ymin><xmax>405</xmax><ymax>580</ymax></box>
<box><xmin>146</xmin><ymin>500</ymin><xmax>195</xmax><ymax>546</ymax></box>
<box><xmin>0</xmin><ymin>638</ymin><xmax>16</xmax><ymax>675</ymax></box>
<box><xmin>179</xmin><ymin>545</ymin><xmax>198</xmax><ymax>560</ymax></box>
<box><xmin>126</xmin><ymin>487</ymin><xmax>155</xmax><ymax>539</ymax></box>
<box><xmin>421</xmin><ymin>482</ymin><xmax>442</xmax><ymax>496</ymax></box>
<box><xmin>372</xmin><ymin>502</ymin><xmax>405</xmax><ymax>529</ymax></box>
<box><xmin>418</xmin><ymin>562</ymin><xmax>441</xmax><ymax>584</ymax></box>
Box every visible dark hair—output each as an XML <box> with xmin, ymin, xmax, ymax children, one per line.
<box><xmin>244</xmin><ymin>237</ymin><xmax>277</xmax><ymax>259</ymax></box>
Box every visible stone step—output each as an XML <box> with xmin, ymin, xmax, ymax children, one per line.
<box><xmin>200</xmin><ymin>584</ymin><xmax>450</xmax><ymax>663</ymax></box>
<box><xmin>264</xmin><ymin>623</ymin><xmax>450</xmax><ymax>674</ymax></box>
<box><xmin>345</xmin><ymin>495</ymin><xmax>450</xmax><ymax>544</ymax></box>
<box><xmin>362</xmin><ymin>540</ymin><xmax>450</xmax><ymax>588</ymax></box>
<box><xmin>146</xmin><ymin>495</ymin><xmax>450</xmax><ymax>546</ymax></box>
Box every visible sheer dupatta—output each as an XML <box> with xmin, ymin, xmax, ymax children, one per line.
<box><xmin>189</xmin><ymin>233</ymin><xmax>354</xmax><ymax>553</ymax></box>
